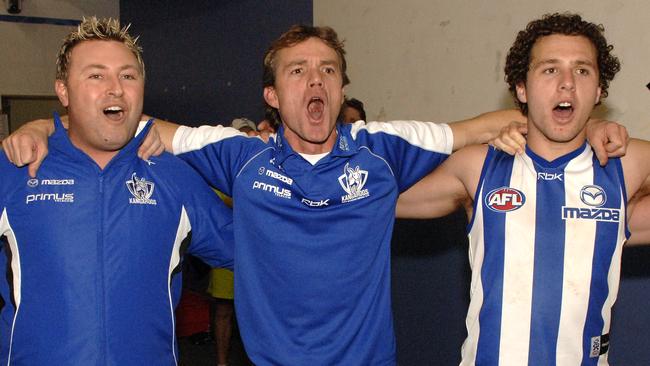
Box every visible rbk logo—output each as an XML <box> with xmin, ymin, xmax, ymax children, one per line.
<box><xmin>537</xmin><ymin>172</ymin><xmax>563</xmax><ymax>181</ymax></box>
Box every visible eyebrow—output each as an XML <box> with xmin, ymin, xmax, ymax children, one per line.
<box><xmin>81</xmin><ymin>64</ymin><xmax>141</xmax><ymax>73</ymax></box>
<box><xmin>283</xmin><ymin>59</ymin><xmax>340</xmax><ymax>69</ymax></box>
<box><xmin>531</xmin><ymin>58</ymin><xmax>596</xmax><ymax>69</ymax></box>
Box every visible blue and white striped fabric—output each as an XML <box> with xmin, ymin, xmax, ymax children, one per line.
<box><xmin>462</xmin><ymin>143</ymin><xmax>628</xmax><ymax>366</ymax></box>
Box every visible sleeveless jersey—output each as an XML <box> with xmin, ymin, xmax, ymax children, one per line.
<box><xmin>462</xmin><ymin>144</ymin><xmax>628</xmax><ymax>366</ymax></box>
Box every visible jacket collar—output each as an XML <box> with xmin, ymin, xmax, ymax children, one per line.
<box><xmin>50</xmin><ymin>112</ymin><xmax>153</xmax><ymax>169</ymax></box>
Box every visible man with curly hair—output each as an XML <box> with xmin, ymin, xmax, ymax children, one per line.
<box><xmin>397</xmin><ymin>13</ymin><xmax>650</xmax><ymax>365</ymax></box>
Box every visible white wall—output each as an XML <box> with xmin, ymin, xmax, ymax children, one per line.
<box><xmin>0</xmin><ymin>1</ymin><xmax>119</xmax><ymax>98</ymax></box>
<box><xmin>314</xmin><ymin>0</ymin><xmax>650</xmax><ymax>139</ymax></box>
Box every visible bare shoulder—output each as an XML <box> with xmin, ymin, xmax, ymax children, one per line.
<box><xmin>445</xmin><ymin>144</ymin><xmax>490</xmax><ymax>171</ymax></box>
<box><xmin>622</xmin><ymin>138</ymin><xmax>650</xmax><ymax>197</ymax></box>
<box><xmin>444</xmin><ymin>144</ymin><xmax>489</xmax><ymax>194</ymax></box>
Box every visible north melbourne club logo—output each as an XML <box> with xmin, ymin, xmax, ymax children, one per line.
<box><xmin>339</xmin><ymin>163</ymin><xmax>370</xmax><ymax>203</ymax></box>
<box><xmin>126</xmin><ymin>172</ymin><xmax>157</xmax><ymax>205</ymax></box>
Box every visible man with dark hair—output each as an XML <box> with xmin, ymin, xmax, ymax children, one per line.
<box><xmin>0</xmin><ymin>17</ymin><xmax>234</xmax><ymax>365</ymax></box>
<box><xmin>3</xmin><ymin>22</ymin><xmax>628</xmax><ymax>365</ymax></box>
<box><xmin>342</xmin><ymin>97</ymin><xmax>367</xmax><ymax>123</ymax></box>
<box><xmin>397</xmin><ymin>13</ymin><xmax>650</xmax><ymax>365</ymax></box>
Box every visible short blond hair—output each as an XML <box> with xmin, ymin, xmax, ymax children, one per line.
<box><xmin>56</xmin><ymin>16</ymin><xmax>144</xmax><ymax>81</ymax></box>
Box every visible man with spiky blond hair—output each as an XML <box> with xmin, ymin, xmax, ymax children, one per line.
<box><xmin>0</xmin><ymin>17</ymin><xmax>234</xmax><ymax>365</ymax></box>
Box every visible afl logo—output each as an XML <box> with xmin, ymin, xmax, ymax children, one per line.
<box><xmin>485</xmin><ymin>187</ymin><xmax>526</xmax><ymax>212</ymax></box>
<box><xmin>580</xmin><ymin>185</ymin><xmax>606</xmax><ymax>207</ymax></box>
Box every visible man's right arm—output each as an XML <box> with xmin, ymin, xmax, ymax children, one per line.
<box><xmin>396</xmin><ymin>144</ymin><xmax>485</xmax><ymax>219</ymax></box>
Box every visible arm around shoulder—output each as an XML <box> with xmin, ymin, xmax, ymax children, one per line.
<box><xmin>448</xmin><ymin>109</ymin><xmax>525</xmax><ymax>151</ymax></box>
<box><xmin>1</xmin><ymin>117</ymin><xmax>57</xmax><ymax>177</ymax></box>
<box><xmin>396</xmin><ymin>144</ymin><xmax>486</xmax><ymax>219</ymax></box>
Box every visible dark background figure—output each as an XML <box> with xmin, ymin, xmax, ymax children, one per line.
<box><xmin>341</xmin><ymin>96</ymin><xmax>366</xmax><ymax>123</ymax></box>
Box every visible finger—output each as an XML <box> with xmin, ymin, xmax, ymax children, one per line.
<box><xmin>592</xmin><ymin>141</ymin><xmax>608</xmax><ymax>166</ymax></box>
<box><xmin>604</xmin><ymin>142</ymin><xmax>626</xmax><ymax>157</ymax></box>
<box><xmin>28</xmin><ymin>160</ymin><xmax>42</xmax><ymax>178</ymax></box>
<box><xmin>1</xmin><ymin>139</ymin><xmax>16</xmax><ymax>164</ymax></box>
<box><xmin>15</xmin><ymin>139</ymin><xmax>36</xmax><ymax>167</ymax></box>
<box><xmin>153</xmin><ymin>144</ymin><xmax>165</xmax><ymax>157</ymax></box>
<box><xmin>138</xmin><ymin>138</ymin><xmax>164</xmax><ymax>161</ymax></box>
<box><xmin>138</xmin><ymin>144</ymin><xmax>154</xmax><ymax>161</ymax></box>
<box><xmin>508</xmin><ymin>131</ymin><xmax>527</xmax><ymax>152</ymax></box>
<box><xmin>490</xmin><ymin>138</ymin><xmax>517</xmax><ymax>155</ymax></box>
<box><xmin>495</xmin><ymin>132</ymin><xmax>525</xmax><ymax>155</ymax></box>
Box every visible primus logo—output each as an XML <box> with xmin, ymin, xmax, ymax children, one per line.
<box><xmin>26</xmin><ymin>193</ymin><xmax>74</xmax><ymax>204</ymax></box>
<box><xmin>253</xmin><ymin>181</ymin><xmax>291</xmax><ymax>199</ymax></box>
<box><xmin>562</xmin><ymin>207</ymin><xmax>620</xmax><ymax>222</ymax></box>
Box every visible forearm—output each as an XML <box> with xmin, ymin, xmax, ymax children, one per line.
<box><xmin>448</xmin><ymin>109</ymin><xmax>525</xmax><ymax>151</ymax></box>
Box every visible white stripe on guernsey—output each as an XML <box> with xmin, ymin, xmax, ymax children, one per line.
<box><xmin>556</xmin><ymin>150</ymin><xmax>596</xmax><ymax>363</ymax></box>
<box><xmin>1</xmin><ymin>208</ymin><xmax>21</xmax><ymax>366</ymax></box>
<box><xmin>172</xmin><ymin>125</ymin><xmax>248</xmax><ymax>154</ymax></box>
<box><xmin>167</xmin><ymin>206</ymin><xmax>192</xmax><ymax>366</ymax></box>
<box><xmin>350</xmin><ymin>120</ymin><xmax>453</xmax><ymax>154</ymax></box>
<box><xmin>461</xmin><ymin>187</ymin><xmax>486</xmax><ymax>365</ymax></box>
<box><xmin>599</xmin><ymin>189</ymin><xmax>627</xmax><ymax>366</ymax></box>
<box><xmin>498</xmin><ymin>154</ymin><xmax>537</xmax><ymax>365</ymax></box>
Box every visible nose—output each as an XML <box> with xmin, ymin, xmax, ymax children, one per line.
<box><xmin>107</xmin><ymin>75</ymin><xmax>124</xmax><ymax>97</ymax></box>
<box><xmin>558</xmin><ymin>70</ymin><xmax>576</xmax><ymax>92</ymax></box>
<box><xmin>308</xmin><ymin>69</ymin><xmax>323</xmax><ymax>88</ymax></box>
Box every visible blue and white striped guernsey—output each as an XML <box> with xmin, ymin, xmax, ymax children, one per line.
<box><xmin>462</xmin><ymin>143</ymin><xmax>628</xmax><ymax>366</ymax></box>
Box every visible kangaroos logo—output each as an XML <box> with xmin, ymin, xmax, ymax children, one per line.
<box><xmin>126</xmin><ymin>172</ymin><xmax>157</xmax><ymax>205</ymax></box>
<box><xmin>485</xmin><ymin>187</ymin><xmax>525</xmax><ymax>212</ymax></box>
<box><xmin>580</xmin><ymin>185</ymin><xmax>606</xmax><ymax>207</ymax></box>
<box><xmin>339</xmin><ymin>162</ymin><xmax>369</xmax><ymax>203</ymax></box>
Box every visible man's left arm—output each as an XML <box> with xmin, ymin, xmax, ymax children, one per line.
<box><xmin>623</xmin><ymin>140</ymin><xmax>650</xmax><ymax>246</ymax></box>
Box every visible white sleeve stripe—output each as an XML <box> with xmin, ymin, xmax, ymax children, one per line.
<box><xmin>350</xmin><ymin>120</ymin><xmax>453</xmax><ymax>154</ymax></box>
<box><xmin>167</xmin><ymin>206</ymin><xmax>191</xmax><ymax>366</ymax></box>
<box><xmin>1</xmin><ymin>208</ymin><xmax>21</xmax><ymax>366</ymax></box>
<box><xmin>172</xmin><ymin>125</ymin><xmax>247</xmax><ymax>155</ymax></box>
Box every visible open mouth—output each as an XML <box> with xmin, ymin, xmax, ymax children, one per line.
<box><xmin>307</xmin><ymin>97</ymin><xmax>324</xmax><ymax>120</ymax></box>
<box><xmin>553</xmin><ymin>101</ymin><xmax>573</xmax><ymax>119</ymax></box>
<box><xmin>103</xmin><ymin>106</ymin><xmax>124</xmax><ymax>120</ymax></box>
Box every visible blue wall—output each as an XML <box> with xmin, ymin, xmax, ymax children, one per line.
<box><xmin>121</xmin><ymin>0</ymin><xmax>312</xmax><ymax>126</ymax></box>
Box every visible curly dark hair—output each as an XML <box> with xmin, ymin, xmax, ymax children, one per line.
<box><xmin>262</xmin><ymin>24</ymin><xmax>350</xmax><ymax>125</ymax></box>
<box><xmin>504</xmin><ymin>13</ymin><xmax>620</xmax><ymax>115</ymax></box>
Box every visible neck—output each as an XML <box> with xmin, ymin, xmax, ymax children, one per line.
<box><xmin>526</xmin><ymin>130</ymin><xmax>587</xmax><ymax>162</ymax></box>
<box><xmin>283</xmin><ymin>128</ymin><xmax>338</xmax><ymax>154</ymax></box>
<box><xmin>68</xmin><ymin>132</ymin><xmax>119</xmax><ymax>170</ymax></box>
